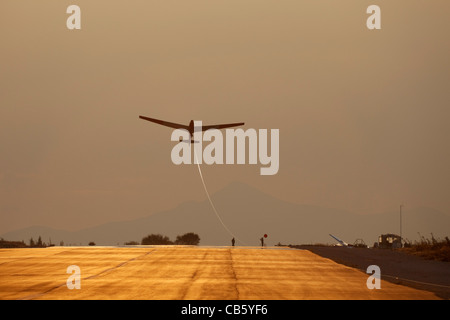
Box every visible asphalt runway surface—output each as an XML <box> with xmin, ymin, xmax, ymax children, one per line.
<box><xmin>296</xmin><ymin>245</ymin><xmax>450</xmax><ymax>299</ymax></box>
<box><xmin>0</xmin><ymin>246</ymin><xmax>440</xmax><ymax>300</ymax></box>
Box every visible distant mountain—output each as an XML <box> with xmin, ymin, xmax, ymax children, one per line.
<box><xmin>2</xmin><ymin>182</ymin><xmax>449</xmax><ymax>246</ymax></box>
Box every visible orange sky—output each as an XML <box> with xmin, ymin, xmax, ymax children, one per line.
<box><xmin>1</xmin><ymin>1</ymin><xmax>449</xmax><ymax>234</ymax></box>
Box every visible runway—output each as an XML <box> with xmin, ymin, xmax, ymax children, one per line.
<box><xmin>0</xmin><ymin>246</ymin><xmax>439</xmax><ymax>300</ymax></box>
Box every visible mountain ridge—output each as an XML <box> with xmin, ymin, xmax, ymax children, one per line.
<box><xmin>2</xmin><ymin>182</ymin><xmax>449</xmax><ymax>246</ymax></box>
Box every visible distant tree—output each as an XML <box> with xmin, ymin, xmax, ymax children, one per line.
<box><xmin>141</xmin><ymin>234</ymin><xmax>173</xmax><ymax>245</ymax></box>
<box><xmin>59</xmin><ymin>241</ymin><xmax>64</xmax><ymax>246</ymax></box>
<box><xmin>175</xmin><ymin>232</ymin><xmax>200</xmax><ymax>245</ymax></box>
<box><xmin>124</xmin><ymin>241</ymin><xmax>139</xmax><ymax>245</ymax></box>
<box><xmin>37</xmin><ymin>236</ymin><xmax>43</xmax><ymax>247</ymax></box>
<box><xmin>29</xmin><ymin>237</ymin><xmax>35</xmax><ymax>247</ymax></box>
<box><xmin>88</xmin><ymin>242</ymin><xmax>96</xmax><ymax>246</ymax></box>
<box><xmin>0</xmin><ymin>239</ymin><xmax>27</xmax><ymax>248</ymax></box>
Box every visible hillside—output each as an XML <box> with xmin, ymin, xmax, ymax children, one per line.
<box><xmin>2</xmin><ymin>182</ymin><xmax>449</xmax><ymax>246</ymax></box>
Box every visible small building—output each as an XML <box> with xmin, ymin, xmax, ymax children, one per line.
<box><xmin>375</xmin><ymin>234</ymin><xmax>402</xmax><ymax>249</ymax></box>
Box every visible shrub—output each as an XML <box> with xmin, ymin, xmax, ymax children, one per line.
<box><xmin>175</xmin><ymin>232</ymin><xmax>200</xmax><ymax>245</ymax></box>
<box><xmin>141</xmin><ymin>234</ymin><xmax>173</xmax><ymax>245</ymax></box>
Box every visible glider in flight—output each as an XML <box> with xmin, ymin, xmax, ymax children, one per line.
<box><xmin>139</xmin><ymin>116</ymin><xmax>245</xmax><ymax>138</ymax></box>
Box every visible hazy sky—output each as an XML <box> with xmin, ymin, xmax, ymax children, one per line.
<box><xmin>1</xmin><ymin>1</ymin><xmax>449</xmax><ymax>235</ymax></box>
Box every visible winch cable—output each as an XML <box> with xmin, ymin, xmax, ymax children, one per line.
<box><xmin>193</xmin><ymin>147</ymin><xmax>247</xmax><ymax>246</ymax></box>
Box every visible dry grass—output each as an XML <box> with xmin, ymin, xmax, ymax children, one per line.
<box><xmin>400</xmin><ymin>234</ymin><xmax>450</xmax><ymax>262</ymax></box>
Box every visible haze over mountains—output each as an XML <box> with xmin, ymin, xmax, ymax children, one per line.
<box><xmin>2</xmin><ymin>2</ymin><xmax>450</xmax><ymax>250</ymax></box>
<box><xmin>1</xmin><ymin>182</ymin><xmax>449</xmax><ymax>247</ymax></box>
